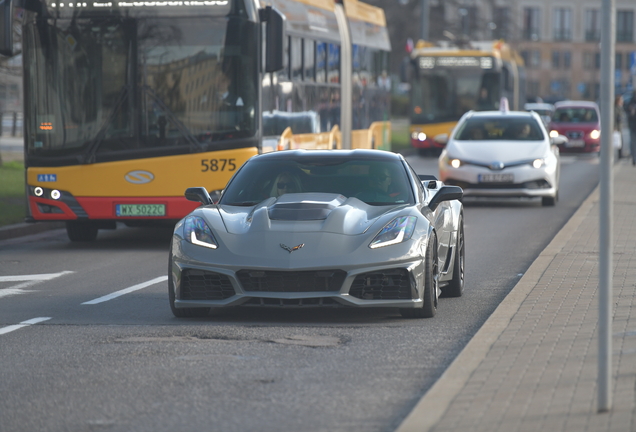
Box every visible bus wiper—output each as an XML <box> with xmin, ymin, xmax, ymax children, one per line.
<box><xmin>141</xmin><ymin>85</ymin><xmax>203</xmax><ymax>152</ymax></box>
<box><xmin>81</xmin><ymin>85</ymin><xmax>130</xmax><ymax>164</ymax></box>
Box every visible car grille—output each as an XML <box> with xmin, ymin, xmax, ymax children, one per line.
<box><xmin>566</xmin><ymin>131</ymin><xmax>583</xmax><ymax>139</ymax></box>
<box><xmin>242</xmin><ymin>297</ymin><xmax>342</xmax><ymax>307</ymax></box>
<box><xmin>349</xmin><ymin>269</ymin><xmax>414</xmax><ymax>300</ymax></box>
<box><xmin>237</xmin><ymin>270</ymin><xmax>347</xmax><ymax>292</ymax></box>
<box><xmin>445</xmin><ymin>179</ymin><xmax>551</xmax><ymax>190</ymax></box>
<box><xmin>180</xmin><ymin>269</ymin><xmax>235</xmax><ymax>300</ymax></box>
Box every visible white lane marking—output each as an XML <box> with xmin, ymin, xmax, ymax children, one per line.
<box><xmin>0</xmin><ymin>271</ymin><xmax>74</xmax><ymax>299</ymax></box>
<box><xmin>82</xmin><ymin>276</ymin><xmax>168</xmax><ymax>305</ymax></box>
<box><xmin>0</xmin><ymin>317</ymin><xmax>51</xmax><ymax>336</ymax></box>
<box><xmin>0</xmin><ymin>271</ymin><xmax>74</xmax><ymax>283</ymax></box>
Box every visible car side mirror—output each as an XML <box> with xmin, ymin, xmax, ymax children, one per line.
<box><xmin>551</xmin><ymin>134</ymin><xmax>568</xmax><ymax>146</ymax></box>
<box><xmin>185</xmin><ymin>187</ymin><xmax>213</xmax><ymax>205</ymax></box>
<box><xmin>428</xmin><ymin>186</ymin><xmax>463</xmax><ymax>211</ymax></box>
<box><xmin>433</xmin><ymin>133</ymin><xmax>449</xmax><ymax>146</ymax></box>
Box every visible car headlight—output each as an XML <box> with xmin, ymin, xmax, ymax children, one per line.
<box><xmin>532</xmin><ymin>158</ymin><xmax>545</xmax><ymax>169</ymax></box>
<box><xmin>549</xmin><ymin>130</ymin><xmax>559</xmax><ymax>138</ymax></box>
<box><xmin>589</xmin><ymin>129</ymin><xmax>600</xmax><ymax>140</ymax></box>
<box><xmin>369</xmin><ymin>216</ymin><xmax>417</xmax><ymax>249</ymax></box>
<box><xmin>184</xmin><ymin>216</ymin><xmax>219</xmax><ymax>249</ymax></box>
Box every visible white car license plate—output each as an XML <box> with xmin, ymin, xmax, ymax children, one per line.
<box><xmin>478</xmin><ymin>174</ymin><xmax>514</xmax><ymax>183</ymax></box>
<box><xmin>567</xmin><ymin>139</ymin><xmax>585</xmax><ymax>147</ymax></box>
<box><xmin>116</xmin><ymin>204</ymin><xmax>166</xmax><ymax>217</ymax></box>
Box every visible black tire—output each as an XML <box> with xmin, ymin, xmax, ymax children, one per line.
<box><xmin>443</xmin><ymin>215</ymin><xmax>464</xmax><ymax>298</ymax></box>
<box><xmin>168</xmin><ymin>253</ymin><xmax>210</xmax><ymax>318</ymax></box>
<box><xmin>400</xmin><ymin>232</ymin><xmax>438</xmax><ymax>318</ymax></box>
<box><xmin>66</xmin><ymin>221</ymin><xmax>98</xmax><ymax>242</ymax></box>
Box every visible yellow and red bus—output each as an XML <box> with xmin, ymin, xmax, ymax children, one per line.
<box><xmin>0</xmin><ymin>0</ymin><xmax>391</xmax><ymax>241</ymax></box>
<box><xmin>407</xmin><ymin>40</ymin><xmax>525</xmax><ymax>154</ymax></box>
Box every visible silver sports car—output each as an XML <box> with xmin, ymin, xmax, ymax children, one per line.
<box><xmin>169</xmin><ymin>150</ymin><xmax>464</xmax><ymax>319</ymax></box>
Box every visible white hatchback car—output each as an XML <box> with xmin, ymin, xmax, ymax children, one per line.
<box><xmin>437</xmin><ymin>109</ymin><xmax>563</xmax><ymax>206</ymax></box>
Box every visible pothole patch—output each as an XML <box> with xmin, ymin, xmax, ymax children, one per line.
<box><xmin>269</xmin><ymin>335</ymin><xmax>341</xmax><ymax>347</ymax></box>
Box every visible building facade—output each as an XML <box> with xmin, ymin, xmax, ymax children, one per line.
<box><xmin>368</xmin><ymin>0</ymin><xmax>636</xmax><ymax>102</ymax></box>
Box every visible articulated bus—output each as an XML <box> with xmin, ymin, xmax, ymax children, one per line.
<box><xmin>408</xmin><ymin>40</ymin><xmax>525</xmax><ymax>154</ymax></box>
<box><xmin>0</xmin><ymin>0</ymin><xmax>391</xmax><ymax>241</ymax></box>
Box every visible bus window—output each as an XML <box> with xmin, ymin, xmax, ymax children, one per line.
<box><xmin>291</xmin><ymin>37</ymin><xmax>302</xmax><ymax>81</ymax></box>
<box><xmin>316</xmin><ymin>42</ymin><xmax>327</xmax><ymax>83</ymax></box>
<box><xmin>328</xmin><ymin>43</ymin><xmax>340</xmax><ymax>83</ymax></box>
<box><xmin>304</xmin><ymin>39</ymin><xmax>315</xmax><ymax>82</ymax></box>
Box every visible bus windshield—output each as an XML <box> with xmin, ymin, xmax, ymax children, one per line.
<box><xmin>410</xmin><ymin>67</ymin><xmax>500</xmax><ymax>125</ymax></box>
<box><xmin>23</xmin><ymin>11</ymin><xmax>258</xmax><ymax>165</ymax></box>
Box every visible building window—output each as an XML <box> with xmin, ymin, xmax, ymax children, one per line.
<box><xmin>523</xmin><ymin>7</ymin><xmax>540</xmax><ymax>41</ymax></box>
<box><xmin>595</xmin><ymin>52</ymin><xmax>601</xmax><ymax>69</ymax></box>
<box><xmin>553</xmin><ymin>8</ymin><xmax>572</xmax><ymax>41</ymax></box>
<box><xmin>583</xmin><ymin>52</ymin><xmax>593</xmax><ymax>69</ymax></box>
<box><xmin>563</xmin><ymin>51</ymin><xmax>571</xmax><ymax>69</ymax></box>
<box><xmin>528</xmin><ymin>81</ymin><xmax>540</xmax><ymax>99</ymax></box>
<box><xmin>585</xmin><ymin>9</ymin><xmax>601</xmax><ymax>42</ymax></box>
<box><xmin>617</xmin><ymin>10</ymin><xmax>634</xmax><ymax>43</ymax></box>
<box><xmin>552</xmin><ymin>51</ymin><xmax>560</xmax><ymax>69</ymax></box>
<box><xmin>521</xmin><ymin>50</ymin><xmax>541</xmax><ymax>69</ymax></box>
<box><xmin>493</xmin><ymin>7</ymin><xmax>510</xmax><ymax>40</ymax></box>
<box><xmin>458</xmin><ymin>6</ymin><xmax>479</xmax><ymax>39</ymax></box>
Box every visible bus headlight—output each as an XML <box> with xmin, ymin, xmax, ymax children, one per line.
<box><xmin>34</xmin><ymin>187</ymin><xmax>44</xmax><ymax>197</ymax></box>
<box><xmin>50</xmin><ymin>190</ymin><xmax>61</xmax><ymax>200</ymax></box>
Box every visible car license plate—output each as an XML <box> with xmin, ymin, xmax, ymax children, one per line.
<box><xmin>478</xmin><ymin>174</ymin><xmax>514</xmax><ymax>183</ymax></box>
<box><xmin>116</xmin><ymin>204</ymin><xmax>166</xmax><ymax>217</ymax></box>
<box><xmin>567</xmin><ymin>139</ymin><xmax>585</xmax><ymax>147</ymax></box>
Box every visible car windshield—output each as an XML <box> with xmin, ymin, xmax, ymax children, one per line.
<box><xmin>552</xmin><ymin>107</ymin><xmax>598</xmax><ymax>123</ymax></box>
<box><xmin>221</xmin><ymin>157</ymin><xmax>415</xmax><ymax>206</ymax></box>
<box><xmin>455</xmin><ymin>117</ymin><xmax>545</xmax><ymax>141</ymax></box>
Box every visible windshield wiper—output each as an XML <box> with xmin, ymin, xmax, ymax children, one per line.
<box><xmin>81</xmin><ymin>85</ymin><xmax>131</xmax><ymax>164</ymax></box>
<box><xmin>141</xmin><ymin>85</ymin><xmax>203</xmax><ymax>152</ymax></box>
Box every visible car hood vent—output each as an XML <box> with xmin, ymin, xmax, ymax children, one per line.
<box><xmin>268</xmin><ymin>193</ymin><xmax>347</xmax><ymax>221</ymax></box>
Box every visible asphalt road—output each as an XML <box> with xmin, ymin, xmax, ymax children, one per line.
<box><xmin>0</xmin><ymin>153</ymin><xmax>599</xmax><ymax>432</ymax></box>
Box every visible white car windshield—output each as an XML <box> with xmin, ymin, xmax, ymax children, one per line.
<box><xmin>455</xmin><ymin>117</ymin><xmax>545</xmax><ymax>141</ymax></box>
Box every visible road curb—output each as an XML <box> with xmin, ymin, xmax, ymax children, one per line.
<box><xmin>0</xmin><ymin>222</ymin><xmax>65</xmax><ymax>241</ymax></box>
<box><xmin>394</xmin><ymin>162</ymin><xmax>608</xmax><ymax>432</ymax></box>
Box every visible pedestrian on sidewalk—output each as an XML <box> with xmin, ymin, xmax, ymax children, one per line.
<box><xmin>615</xmin><ymin>95</ymin><xmax>624</xmax><ymax>159</ymax></box>
<box><xmin>624</xmin><ymin>89</ymin><xmax>636</xmax><ymax>165</ymax></box>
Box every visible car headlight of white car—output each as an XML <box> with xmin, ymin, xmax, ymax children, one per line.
<box><xmin>184</xmin><ymin>216</ymin><xmax>219</xmax><ymax>249</ymax></box>
<box><xmin>369</xmin><ymin>216</ymin><xmax>417</xmax><ymax>249</ymax></box>
<box><xmin>531</xmin><ymin>158</ymin><xmax>545</xmax><ymax>169</ymax></box>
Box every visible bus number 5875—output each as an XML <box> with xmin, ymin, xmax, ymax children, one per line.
<box><xmin>201</xmin><ymin>159</ymin><xmax>237</xmax><ymax>172</ymax></box>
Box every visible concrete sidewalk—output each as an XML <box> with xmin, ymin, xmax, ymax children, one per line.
<box><xmin>397</xmin><ymin>158</ymin><xmax>636</xmax><ymax>432</ymax></box>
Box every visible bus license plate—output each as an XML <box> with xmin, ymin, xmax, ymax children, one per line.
<box><xmin>478</xmin><ymin>174</ymin><xmax>514</xmax><ymax>183</ymax></box>
<box><xmin>116</xmin><ymin>204</ymin><xmax>166</xmax><ymax>217</ymax></box>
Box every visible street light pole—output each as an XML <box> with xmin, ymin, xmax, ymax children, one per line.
<box><xmin>420</xmin><ymin>0</ymin><xmax>429</xmax><ymax>41</ymax></box>
<box><xmin>598</xmin><ymin>0</ymin><xmax>614</xmax><ymax>413</ymax></box>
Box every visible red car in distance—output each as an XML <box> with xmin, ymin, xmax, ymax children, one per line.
<box><xmin>548</xmin><ymin>101</ymin><xmax>601</xmax><ymax>154</ymax></box>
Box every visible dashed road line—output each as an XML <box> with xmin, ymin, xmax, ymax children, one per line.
<box><xmin>82</xmin><ymin>276</ymin><xmax>168</xmax><ymax>305</ymax></box>
<box><xmin>0</xmin><ymin>317</ymin><xmax>51</xmax><ymax>335</ymax></box>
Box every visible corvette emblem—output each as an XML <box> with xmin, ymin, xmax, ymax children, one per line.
<box><xmin>280</xmin><ymin>243</ymin><xmax>304</xmax><ymax>253</ymax></box>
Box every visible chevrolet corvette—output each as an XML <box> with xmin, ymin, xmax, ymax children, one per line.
<box><xmin>169</xmin><ymin>150</ymin><xmax>464</xmax><ymax>318</ymax></box>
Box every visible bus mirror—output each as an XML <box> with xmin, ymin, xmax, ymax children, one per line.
<box><xmin>260</xmin><ymin>6</ymin><xmax>285</xmax><ymax>73</ymax></box>
<box><xmin>0</xmin><ymin>0</ymin><xmax>15</xmax><ymax>57</ymax></box>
